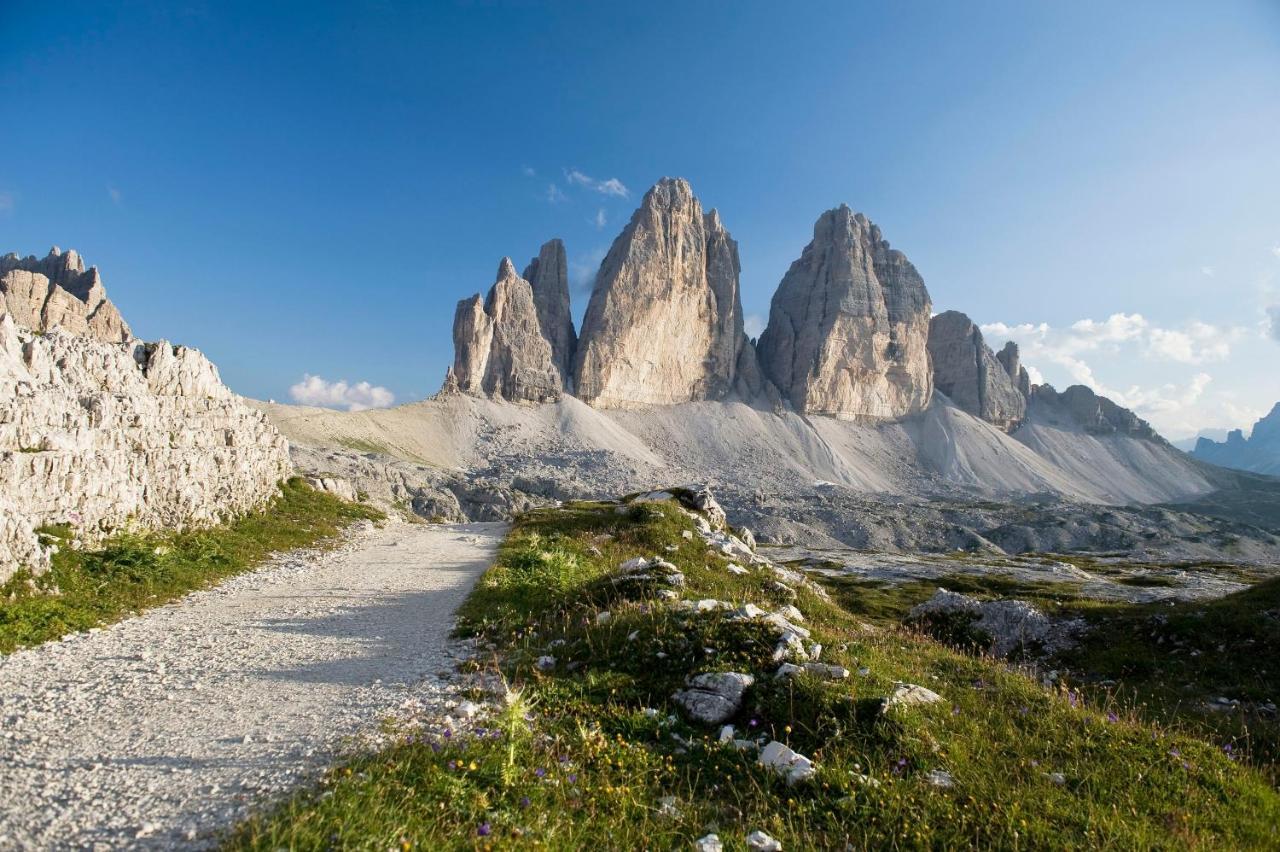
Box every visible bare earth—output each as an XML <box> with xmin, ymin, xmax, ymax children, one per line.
<box><xmin>0</xmin><ymin>520</ymin><xmax>505</xmax><ymax>850</ymax></box>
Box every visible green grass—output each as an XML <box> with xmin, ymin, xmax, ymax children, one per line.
<box><xmin>0</xmin><ymin>478</ymin><xmax>383</xmax><ymax>653</ymax></box>
<box><xmin>229</xmin><ymin>500</ymin><xmax>1280</xmax><ymax>850</ymax></box>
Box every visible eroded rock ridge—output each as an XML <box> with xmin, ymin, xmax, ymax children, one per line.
<box><xmin>927</xmin><ymin>311</ymin><xmax>1026</xmax><ymax>431</ymax></box>
<box><xmin>0</xmin><ymin>247</ymin><xmax>131</xmax><ymax>343</ymax></box>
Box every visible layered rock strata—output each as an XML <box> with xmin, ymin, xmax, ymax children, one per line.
<box><xmin>757</xmin><ymin>205</ymin><xmax>932</xmax><ymax>420</ymax></box>
<box><xmin>0</xmin><ymin>247</ymin><xmax>131</xmax><ymax>343</ymax></box>
<box><xmin>1029</xmin><ymin>384</ymin><xmax>1162</xmax><ymax>440</ymax></box>
<box><xmin>0</xmin><ymin>316</ymin><xmax>291</xmax><ymax>581</ymax></box>
<box><xmin>572</xmin><ymin>178</ymin><xmax>757</xmax><ymax>407</ymax></box>
<box><xmin>447</xmin><ymin>258</ymin><xmax>565</xmax><ymax>402</ymax></box>
<box><xmin>927</xmin><ymin>311</ymin><xmax>1026</xmax><ymax>431</ymax></box>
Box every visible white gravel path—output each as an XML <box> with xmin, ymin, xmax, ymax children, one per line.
<box><xmin>0</xmin><ymin>519</ymin><xmax>506</xmax><ymax>850</ymax></box>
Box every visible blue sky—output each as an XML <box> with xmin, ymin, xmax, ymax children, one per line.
<box><xmin>3</xmin><ymin>1</ymin><xmax>1278</xmax><ymax>437</ymax></box>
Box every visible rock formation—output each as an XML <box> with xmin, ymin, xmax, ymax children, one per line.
<box><xmin>572</xmin><ymin>178</ymin><xmax>758</xmax><ymax>407</ymax></box>
<box><xmin>0</xmin><ymin>247</ymin><xmax>131</xmax><ymax>343</ymax></box>
<box><xmin>928</xmin><ymin>311</ymin><xmax>1026</xmax><ymax>431</ymax></box>
<box><xmin>0</xmin><ymin>316</ymin><xmax>290</xmax><ymax>581</ymax></box>
<box><xmin>1028</xmin><ymin>384</ymin><xmax>1161</xmax><ymax>441</ymax></box>
<box><xmin>995</xmin><ymin>341</ymin><xmax>1032</xmax><ymax>397</ymax></box>
<box><xmin>446</xmin><ymin>257</ymin><xmax>564</xmax><ymax>402</ymax></box>
<box><xmin>522</xmin><ymin>239</ymin><xmax>577</xmax><ymax>390</ymax></box>
<box><xmin>1192</xmin><ymin>403</ymin><xmax>1280</xmax><ymax>475</ymax></box>
<box><xmin>757</xmin><ymin>205</ymin><xmax>932</xmax><ymax>420</ymax></box>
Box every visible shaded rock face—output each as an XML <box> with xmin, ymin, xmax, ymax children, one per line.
<box><xmin>0</xmin><ymin>316</ymin><xmax>290</xmax><ymax>581</ymax></box>
<box><xmin>928</xmin><ymin>311</ymin><xmax>1026</xmax><ymax>431</ymax></box>
<box><xmin>448</xmin><ymin>258</ymin><xmax>564</xmax><ymax>403</ymax></box>
<box><xmin>1030</xmin><ymin>384</ymin><xmax>1161</xmax><ymax>441</ymax></box>
<box><xmin>572</xmin><ymin>178</ymin><xmax>757</xmax><ymax>407</ymax></box>
<box><xmin>757</xmin><ymin>206</ymin><xmax>932</xmax><ymax>420</ymax></box>
<box><xmin>1192</xmin><ymin>403</ymin><xmax>1280</xmax><ymax>475</ymax></box>
<box><xmin>996</xmin><ymin>341</ymin><xmax>1032</xmax><ymax>397</ymax></box>
<box><xmin>0</xmin><ymin>247</ymin><xmax>131</xmax><ymax>343</ymax></box>
<box><xmin>522</xmin><ymin>239</ymin><xmax>577</xmax><ymax>389</ymax></box>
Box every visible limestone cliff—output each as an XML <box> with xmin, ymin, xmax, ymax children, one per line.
<box><xmin>572</xmin><ymin>178</ymin><xmax>757</xmax><ymax>407</ymax></box>
<box><xmin>1192</xmin><ymin>403</ymin><xmax>1280</xmax><ymax>475</ymax></box>
<box><xmin>757</xmin><ymin>205</ymin><xmax>932</xmax><ymax>420</ymax></box>
<box><xmin>0</xmin><ymin>247</ymin><xmax>131</xmax><ymax>343</ymax></box>
<box><xmin>522</xmin><ymin>239</ymin><xmax>577</xmax><ymax>390</ymax></box>
<box><xmin>447</xmin><ymin>258</ymin><xmax>564</xmax><ymax>403</ymax></box>
<box><xmin>1029</xmin><ymin>384</ymin><xmax>1162</xmax><ymax>441</ymax></box>
<box><xmin>996</xmin><ymin>341</ymin><xmax>1032</xmax><ymax>398</ymax></box>
<box><xmin>928</xmin><ymin>311</ymin><xmax>1026</xmax><ymax>431</ymax></box>
<box><xmin>0</xmin><ymin>317</ymin><xmax>291</xmax><ymax>580</ymax></box>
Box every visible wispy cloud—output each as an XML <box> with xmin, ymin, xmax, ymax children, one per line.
<box><xmin>1268</xmin><ymin>306</ymin><xmax>1280</xmax><ymax>341</ymax></box>
<box><xmin>593</xmin><ymin>208</ymin><xmax>607</xmax><ymax>230</ymax></box>
<box><xmin>546</xmin><ymin>183</ymin><xmax>567</xmax><ymax>204</ymax></box>
<box><xmin>564</xmin><ymin>168</ymin><xmax>629</xmax><ymax>198</ymax></box>
<box><xmin>288</xmin><ymin>374</ymin><xmax>395</xmax><ymax>411</ymax></box>
<box><xmin>983</xmin><ymin>313</ymin><xmax>1239</xmax><ymax>369</ymax></box>
<box><xmin>1272</xmin><ymin>245</ymin><xmax>1280</xmax><ymax>259</ymax></box>
<box><xmin>1200</xmin><ymin>265</ymin><xmax>1215</xmax><ymax>277</ymax></box>
<box><xmin>521</xmin><ymin>165</ymin><xmax>536</xmax><ymax>177</ymax></box>
<box><xmin>569</xmin><ymin>246</ymin><xmax>608</xmax><ymax>293</ymax></box>
<box><xmin>0</xmin><ymin>191</ymin><xmax>14</xmax><ymax>215</ymax></box>
<box><xmin>107</xmin><ymin>184</ymin><xmax>122</xmax><ymax>205</ymax></box>
<box><xmin>744</xmin><ymin>314</ymin><xmax>765</xmax><ymax>339</ymax></box>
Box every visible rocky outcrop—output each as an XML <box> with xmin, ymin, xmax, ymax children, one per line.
<box><xmin>928</xmin><ymin>311</ymin><xmax>1026</xmax><ymax>431</ymax></box>
<box><xmin>1192</xmin><ymin>403</ymin><xmax>1280</xmax><ymax>475</ymax></box>
<box><xmin>757</xmin><ymin>205</ymin><xmax>932</xmax><ymax>420</ymax></box>
<box><xmin>522</xmin><ymin>239</ymin><xmax>577</xmax><ymax>390</ymax></box>
<box><xmin>0</xmin><ymin>316</ymin><xmax>291</xmax><ymax>581</ymax></box>
<box><xmin>446</xmin><ymin>258</ymin><xmax>564</xmax><ymax>403</ymax></box>
<box><xmin>0</xmin><ymin>247</ymin><xmax>131</xmax><ymax>343</ymax></box>
<box><xmin>572</xmin><ymin>179</ymin><xmax>758</xmax><ymax>407</ymax></box>
<box><xmin>996</xmin><ymin>341</ymin><xmax>1031</xmax><ymax>397</ymax></box>
<box><xmin>1029</xmin><ymin>384</ymin><xmax>1161</xmax><ymax>441</ymax></box>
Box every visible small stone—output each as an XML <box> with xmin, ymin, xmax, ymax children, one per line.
<box><xmin>883</xmin><ymin>683</ymin><xmax>943</xmax><ymax>710</ymax></box>
<box><xmin>746</xmin><ymin>828</ymin><xmax>783</xmax><ymax>851</ymax></box>
<box><xmin>695</xmin><ymin>833</ymin><xmax>724</xmax><ymax>852</ymax></box>
<box><xmin>758</xmin><ymin>740</ymin><xmax>816</xmax><ymax>785</ymax></box>
<box><xmin>595</xmin><ymin>611</ymin><xmax>612</xmax><ymax>625</ymax></box>
<box><xmin>536</xmin><ymin>656</ymin><xmax>556</xmax><ymax>672</ymax></box>
<box><xmin>727</xmin><ymin>564</ymin><xmax>750</xmax><ymax>576</ymax></box>
<box><xmin>673</xmin><ymin>672</ymin><xmax>755</xmax><ymax>725</ymax></box>
<box><xmin>925</xmin><ymin>769</ymin><xmax>954</xmax><ymax>788</ymax></box>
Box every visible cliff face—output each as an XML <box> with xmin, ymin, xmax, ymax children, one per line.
<box><xmin>928</xmin><ymin>311</ymin><xmax>1026</xmax><ymax>431</ymax></box>
<box><xmin>757</xmin><ymin>205</ymin><xmax>933</xmax><ymax>420</ymax></box>
<box><xmin>1192</xmin><ymin>403</ymin><xmax>1280</xmax><ymax>475</ymax></box>
<box><xmin>522</xmin><ymin>239</ymin><xmax>577</xmax><ymax>390</ymax></box>
<box><xmin>571</xmin><ymin>178</ymin><xmax>756</xmax><ymax>407</ymax></box>
<box><xmin>447</xmin><ymin>258</ymin><xmax>565</xmax><ymax>403</ymax></box>
<box><xmin>0</xmin><ymin>316</ymin><xmax>290</xmax><ymax>580</ymax></box>
<box><xmin>0</xmin><ymin>247</ymin><xmax>131</xmax><ymax>343</ymax></box>
<box><xmin>1028</xmin><ymin>384</ymin><xmax>1162</xmax><ymax>441</ymax></box>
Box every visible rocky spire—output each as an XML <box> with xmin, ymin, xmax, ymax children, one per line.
<box><xmin>521</xmin><ymin>238</ymin><xmax>577</xmax><ymax>391</ymax></box>
<box><xmin>572</xmin><ymin>178</ymin><xmax>758</xmax><ymax>407</ymax></box>
<box><xmin>447</xmin><ymin>258</ymin><xmax>563</xmax><ymax>403</ymax></box>
<box><xmin>928</xmin><ymin>311</ymin><xmax>1026</xmax><ymax>431</ymax></box>
<box><xmin>996</xmin><ymin>340</ymin><xmax>1032</xmax><ymax>397</ymax></box>
<box><xmin>756</xmin><ymin>206</ymin><xmax>932</xmax><ymax>420</ymax></box>
<box><xmin>0</xmin><ymin>247</ymin><xmax>131</xmax><ymax>343</ymax></box>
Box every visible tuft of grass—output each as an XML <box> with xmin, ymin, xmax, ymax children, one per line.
<box><xmin>229</xmin><ymin>500</ymin><xmax>1280</xmax><ymax>850</ymax></box>
<box><xmin>0</xmin><ymin>478</ymin><xmax>383</xmax><ymax>654</ymax></box>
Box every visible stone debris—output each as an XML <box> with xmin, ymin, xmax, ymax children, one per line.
<box><xmin>925</xmin><ymin>769</ymin><xmax>954</xmax><ymax>789</ymax></box>
<box><xmin>804</xmin><ymin>663</ymin><xmax>848</xmax><ymax>680</ymax></box>
<box><xmin>908</xmin><ymin>588</ymin><xmax>1086</xmax><ymax>658</ymax></box>
<box><xmin>746</xmin><ymin>829</ymin><xmax>783</xmax><ymax>851</ymax></box>
<box><xmin>883</xmin><ymin>683</ymin><xmax>944</xmax><ymax>710</ymax></box>
<box><xmin>536</xmin><ymin>656</ymin><xmax>557</xmax><ymax>672</ymax></box>
<box><xmin>727</xmin><ymin>563</ymin><xmax>750</xmax><ymax>576</ymax></box>
<box><xmin>695</xmin><ymin>833</ymin><xmax>724</xmax><ymax>852</ymax></box>
<box><xmin>673</xmin><ymin>672</ymin><xmax>755</xmax><ymax>725</ymax></box>
<box><xmin>758</xmin><ymin>740</ymin><xmax>817</xmax><ymax>785</ymax></box>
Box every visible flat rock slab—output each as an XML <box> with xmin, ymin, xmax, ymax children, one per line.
<box><xmin>0</xmin><ymin>520</ymin><xmax>506</xmax><ymax>849</ymax></box>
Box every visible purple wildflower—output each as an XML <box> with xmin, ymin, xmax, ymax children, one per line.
<box><xmin>534</xmin><ymin>768</ymin><xmax>546</xmax><ymax>778</ymax></box>
<box><xmin>1107</xmin><ymin>712</ymin><xmax>1118</xmax><ymax>723</ymax></box>
<box><xmin>477</xmin><ymin>823</ymin><xmax>491</xmax><ymax>837</ymax></box>
<box><xmin>568</xmin><ymin>773</ymin><xmax>578</xmax><ymax>784</ymax></box>
<box><xmin>520</xmin><ymin>796</ymin><xmax>531</xmax><ymax>808</ymax></box>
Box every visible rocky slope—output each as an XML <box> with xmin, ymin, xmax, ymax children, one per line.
<box><xmin>757</xmin><ymin>205</ymin><xmax>933</xmax><ymax>420</ymax></box>
<box><xmin>571</xmin><ymin>178</ymin><xmax>758</xmax><ymax>407</ymax></box>
<box><xmin>0</xmin><ymin>247</ymin><xmax>131</xmax><ymax>343</ymax></box>
<box><xmin>927</xmin><ymin>310</ymin><xmax>1025</xmax><ymax>431</ymax></box>
<box><xmin>1192</xmin><ymin>403</ymin><xmax>1280</xmax><ymax>475</ymax></box>
<box><xmin>446</xmin><ymin>258</ymin><xmax>564</xmax><ymax>403</ymax></box>
<box><xmin>0</xmin><ymin>253</ymin><xmax>292</xmax><ymax>581</ymax></box>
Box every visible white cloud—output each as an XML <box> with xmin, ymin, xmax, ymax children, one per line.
<box><xmin>546</xmin><ymin>183</ymin><xmax>566</xmax><ymax>204</ymax></box>
<box><xmin>0</xmin><ymin>191</ymin><xmax>13</xmax><ymax>215</ymax></box>
<box><xmin>983</xmin><ymin>313</ymin><xmax>1237</xmax><ymax>368</ymax></box>
<box><xmin>744</xmin><ymin>314</ymin><xmax>766</xmax><ymax>339</ymax></box>
<box><xmin>564</xmin><ymin>168</ymin><xmax>629</xmax><ymax>198</ymax></box>
<box><xmin>288</xmin><ymin>374</ymin><xmax>395</xmax><ymax>412</ymax></box>
<box><xmin>521</xmin><ymin>165</ymin><xmax>536</xmax><ymax>177</ymax></box>
<box><xmin>569</xmin><ymin>246</ymin><xmax>608</xmax><ymax>293</ymax></box>
<box><xmin>1268</xmin><ymin>305</ymin><xmax>1280</xmax><ymax>341</ymax></box>
<box><xmin>107</xmin><ymin>185</ymin><xmax>122</xmax><ymax>204</ymax></box>
<box><xmin>593</xmin><ymin>208</ymin><xmax>607</xmax><ymax>230</ymax></box>
<box><xmin>1272</xmin><ymin>245</ymin><xmax>1280</xmax><ymax>259</ymax></box>
<box><xmin>1201</xmin><ymin>265</ymin><xmax>1215</xmax><ymax>277</ymax></box>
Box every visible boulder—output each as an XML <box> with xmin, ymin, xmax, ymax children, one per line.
<box><xmin>673</xmin><ymin>671</ymin><xmax>754</xmax><ymax>725</ymax></box>
<box><xmin>927</xmin><ymin>310</ymin><xmax>1026</xmax><ymax>431</ymax></box>
<box><xmin>757</xmin><ymin>205</ymin><xmax>932</xmax><ymax>420</ymax></box>
<box><xmin>883</xmin><ymin>683</ymin><xmax>943</xmax><ymax>710</ymax></box>
<box><xmin>907</xmin><ymin>588</ymin><xmax>1085</xmax><ymax>658</ymax></box>
<box><xmin>572</xmin><ymin>179</ymin><xmax>760</xmax><ymax>407</ymax></box>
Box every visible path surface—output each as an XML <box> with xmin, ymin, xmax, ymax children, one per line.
<box><xmin>0</xmin><ymin>519</ymin><xmax>506</xmax><ymax>850</ymax></box>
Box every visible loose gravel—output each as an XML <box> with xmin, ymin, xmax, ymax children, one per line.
<box><xmin>0</xmin><ymin>519</ymin><xmax>506</xmax><ymax>849</ymax></box>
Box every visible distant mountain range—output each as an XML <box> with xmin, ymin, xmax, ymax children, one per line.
<box><xmin>1192</xmin><ymin>404</ymin><xmax>1280</xmax><ymax>475</ymax></box>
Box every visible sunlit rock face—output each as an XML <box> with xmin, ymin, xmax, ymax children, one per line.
<box><xmin>757</xmin><ymin>205</ymin><xmax>932</xmax><ymax>420</ymax></box>
<box><xmin>0</xmin><ymin>247</ymin><xmax>131</xmax><ymax>343</ymax></box>
<box><xmin>572</xmin><ymin>178</ymin><xmax>756</xmax><ymax>407</ymax></box>
<box><xmin>928</xmin><ymin>310</ymin><xmax>1026</xmax><ymax>431</ymax></box>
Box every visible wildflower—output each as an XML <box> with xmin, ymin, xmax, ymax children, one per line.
<box><xmin>443</xmin><ymin>729</ymin><xmax>453</xmax><ymax>739</ymax></box>
<box><xmin>477</xmin><ymin>823</ymin><xmax>491</xmax><ymax>837</ymax></box>
<box><xmin>520</xmin><ymin>796</ymin><xmax>531</xmax><ymax>808</ymax></box>
<box><xmin>749</xmin><ymin>718</ymin><xmax>760</xmax><ymax>728</ymax></box>
<box><xmin>951</xmin><ymin>705</ymin><xmax>960</xmax><ymax>716</ymax></box>
<box><xmin>469</xmin><ymin>761</ymin><xmax>478</xmax><ymax>771</ymax></box>
<box><xmin>1106</xmin><ymin>712</ymin><xmax>1118</xmax><ymax>723</ymax></box>
<box><xmin>568</xmin><ymin>773</ymin><xmax>578</xmax><ymax>784</ymax></box>
<box><xmin>534</xmin><ymin>768</ymin><xmax>546</xmax><ymax>778</ymax></box>
<box><xmin>1169</xmin><ymin>747</ymin><xmax>1181</xmax><ymax>758</ymax></box>
<box><xmin>447</xmin><ymin>760</ymin><xmax>457</xmax><ymax>770</ymax></box>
